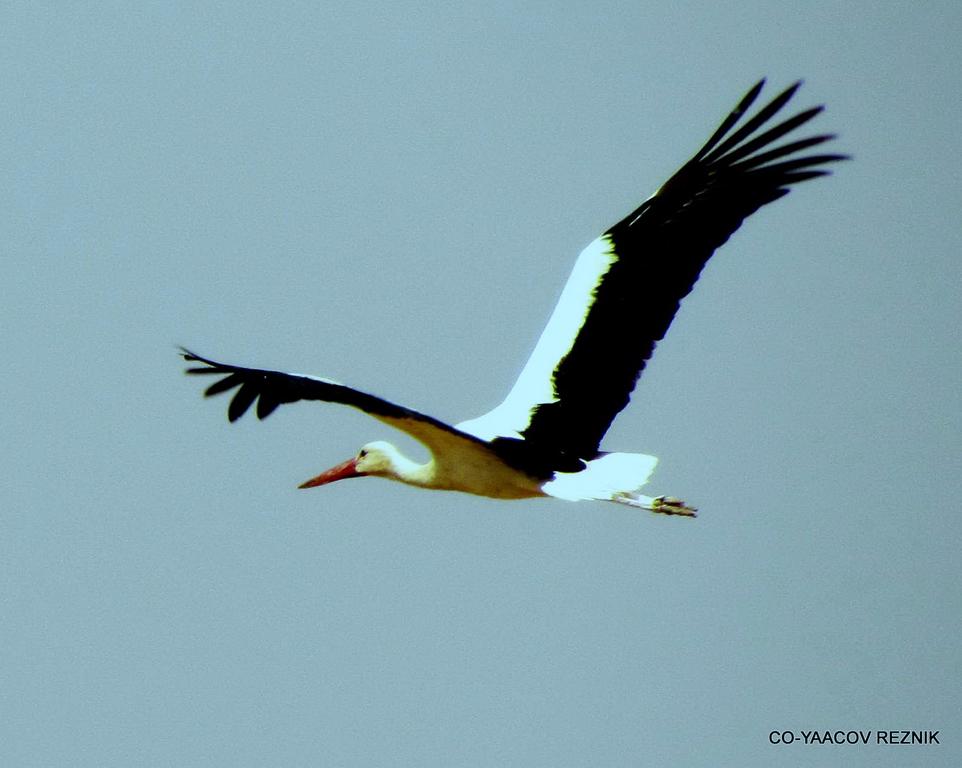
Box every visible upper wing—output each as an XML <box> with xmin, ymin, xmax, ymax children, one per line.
<box><xmin>183</xmin><ymin>348</ymin><xmax>581</xmax><ymax>478</ymax></box>
<box><xmin>181</xmin><ymin>348</ymin><xmax>486</xmax><ymax>461</ymax></box>
<box><xmin>457</xmin><ymin>79</ymin><xmax>846</xmax><ymax>461</ymax></box>
<box><xmin>183</xmin><ymin>348</ymin><xmax>573</xmax><ymax>478</ymax></box>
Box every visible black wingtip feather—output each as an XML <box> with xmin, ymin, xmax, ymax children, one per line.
<box><xmin>702</xmin><ymin>88</ymin><xmax>816</xmax><ymax>165</ymax></box>
<box><xmin>181</xmin><ymin>348</ymin><xmax>221</xmax><ymax>374</ymax></box>
<box><xmin>227</xmin><ymin>383</ymin><xmax>258</xmax><ymax>422</ymax></box>
<box><xmin>692</xmin><ymin>78</ymin><xmax>767</xmax><ymax>161</ymax></box>
<box><xmin>256</xmin><ymin>396</ymin><xmax>281</xmax><ymax>420</ymax></box>
<box><xmin>203</xmin><ymin>373</ymin><xmax>243</xmax><ymax>398</ymax></box>
<box><xmin>779</xmin><ymin>170</ymin><xmax>832</xmax><ymax>184</ymax></box>
<box><xmin>730</xmin><ymin>134</ymin><xmax>837</xmax><ymax>171</ymax></box>
<box><xmin>714</xmin><ymin>106</ymin><xmax>825</xmax><ymax>167</ymax></box>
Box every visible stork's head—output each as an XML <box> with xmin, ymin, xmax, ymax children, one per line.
<box><xmin>298</xmin><ymin>441</ymin><xmax>398</xmax><ymax>488</ymax></box>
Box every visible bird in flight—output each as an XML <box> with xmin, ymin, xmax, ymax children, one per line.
<box><xmin>182</xmin><ymin>79</ymin><xmax>845</xmax><ymax>516</ymax></box>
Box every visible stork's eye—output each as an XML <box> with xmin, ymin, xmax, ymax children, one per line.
<box><xmin>358</xmin><ymin>449</ymin><xmax>368</xmax><ymax>459</ymax></box>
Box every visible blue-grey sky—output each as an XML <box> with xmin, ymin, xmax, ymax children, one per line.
<box><xmin>3</xmin><ymin>2</ymin><xmax>960</xmax><ymax>766</ymax></box>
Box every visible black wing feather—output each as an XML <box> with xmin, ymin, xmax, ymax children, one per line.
<box><xmin>203</xmin><ymin>373</ymin><xmax>244</xmax><ymax>398</ymax></box>
<box><xmin>227</xmin><ymin>383</ymin><xmax>259</xmax><ymax>423</ymax></box>
<box><xmin>733</xmin><ymin>134</ymin><xmax>837</xmax><ymax>169</ymax></box>
<box><xmin>517</xmin><ymin>80</ymin><xmax>846</xmax><ymax>460</ymax></box>
<box><xmin>699</xmin><ymin>82</ymin><xmax>803</xmax><ymax>163</ymax></box>
<box><xmin>183</xmin><ymin>348</ymin><xmax>425</xmax><ymax>423</ymax></box>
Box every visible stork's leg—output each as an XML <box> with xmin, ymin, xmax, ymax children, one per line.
<box><xmin>651</xmin><ymin>495</ymin><xmax>698</xmax><ymax>517</ymax></box>
<box><xmin>611</xmin><ymin>492</ymin><xmax>698</xmax><ymax>517</ymax></box>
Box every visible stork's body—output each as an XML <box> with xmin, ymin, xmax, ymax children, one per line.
<box><xmin>319</xmin><ymin>440</ymin><xmax>547</xmax><ymax>500</ymax></box>
<box><xmin>182</xmin><ymin>80</ymin><xmax>845</xmax><ymax>516</ymax></box>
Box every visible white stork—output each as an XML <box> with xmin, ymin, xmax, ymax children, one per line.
<box><xmin>182</xmin><ymin>79</ymin><xmax>845</xmax><ymax>516</ymax></box>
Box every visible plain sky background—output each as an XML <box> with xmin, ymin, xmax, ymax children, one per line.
<box><xmin>2</xmin><ymin>2</ymin><xmax>960</xmax><ymax>766</ymax></box>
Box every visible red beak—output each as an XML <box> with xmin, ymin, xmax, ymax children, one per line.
<box><xmin>298</xmin><ymin>457</ymin><xmax>363</xmax><ymax>489</ymax></box>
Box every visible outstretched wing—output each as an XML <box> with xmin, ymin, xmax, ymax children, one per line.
<box><xmin>181</xmin><ymin>348</ymin><xmax>480</xmax><ymax>459</ymax></box>
<box><xmin>457</xmin><ymin>79</ymin><xmax>846</xmax><ymax>463</ymax></box>
<box><xmin>182</xmin><ymin>348</ymin><xmax>579</xmax><ymax>478</ymax></box>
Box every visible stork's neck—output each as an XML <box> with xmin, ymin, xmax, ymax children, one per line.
<box><xmin>370</xmin><ymin>439</ymin><xmax>544</xmax><ymax>500</ymax></box>
<box><xmin>386</xmin><ymin>447</ymin><xmax>436</xmax><ymax>488</ymax></box>
<box><xmin>382</xmin><ymin>442</ymin><xmax>544</xmax><ymax>500</ymax></box>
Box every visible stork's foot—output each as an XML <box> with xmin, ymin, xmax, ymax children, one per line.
<box><xmin>610</xmin><ymin>492</ymin><xmax>698</xmax><ymax>517</ymax></box>
<box><xmin>651</xmin><ymin>496</ymin><xmax>698</xmax><ymax>517</ymax></box>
